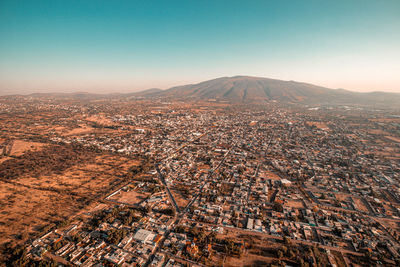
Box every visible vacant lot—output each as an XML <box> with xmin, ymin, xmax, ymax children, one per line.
<box><xmin>170</xmin><ymin>187</ymin><xmax>190</xmax><ymax>210</ymax></box>
<box><xmin>0</xmin><ymin>148</ymin><xmax>141</xmax><ymax>248</ymax></box>
<box><xmin>262</xmin><ymin>171</ymin><xmax>282</xmax><ymax>181</ymax></box>
<box><xmin>63</xmin><ymin>125</ymin><xmax>94</xmax><ymax>136</ymax></box>
<box><xmin>385</xmin><ymin>136</ymin><xmax>400</xmax><ymax>143</ymax></box>
<box><xmin>286</xmin><ymin>199</ymin><xmax>305</xmax><ymax>209</ymax></box>
<box><xmin>0</xmin><ymin>144</ymin><xmax>94</xmax><ymax>180</ymax></box>
<box><xmin>84</xmin><ymin>115</ymin><xmax>115</xmax><ymax>126</ymax></box>
<box><xmin>108</xmin><ymin>189</ymin><xmax>150</xmax><ymax>205</ymax></box>
<box><xmin>0</xmin><ymin>181</ymin><xmax>82</xmax><ymax>243</ymax></box>
<box><xmin>352</xmin><ymin>197</ymin><xmax>369</xmax><ymax>213</ymax></box>
<box><xmin>306</xmin><ymin>121</ymin><xmax>330</xmax><ymax>130</ymax></box>
<box><xmin>9</xmin><ymin>140</ymin><xmax>45</xmax><ymax>156</ymax></box>
<box><xmin>209</xmin><ymin>230</ymin><xmax>283</xmax><ymax>267</ymax></box>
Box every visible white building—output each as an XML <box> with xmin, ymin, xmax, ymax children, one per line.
<box><xmin>133</xmin><ymin>229</ymin><xmax>156</xmax><ymax>244</ymax></box>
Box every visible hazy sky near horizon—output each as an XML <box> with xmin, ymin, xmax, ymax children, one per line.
<box><xmin>1</xmin><ymin>0</ymin><xmax>400</xmax><ymax>95</ymax></box>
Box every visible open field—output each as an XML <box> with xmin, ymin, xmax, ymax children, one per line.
<box><xmin>262</xmin><ymin>171</ymin><xmax>282</xmax><ymax>181</ymax></box>
<box><xmin>0</xmin><ymin>149</ymin><xmax>141</xmax><ymax>247</ymax></box>
<box><xmin>286</xmin><ymin>199</ymin><xmax>305</xmax><ymax>209</ymax></box>
<box><xmin>334</xmin><ymin>193</ymin><xmax>349</xmax><ymax>202</ymax></box>
<box><xmin>367</xmin><ymin>129</ymin><xmax>390</xmax><ymax>135</ymax></box>
<box><xmin>63</xmin><ymin>125</ymin><xmax>95</xmax><ymax>136</ymax></box>
<box><xmin>385</xmin><ymin>136</ymin><xmax>400</xmax><ymax>143</ymax></box>
<box><xmin>0</xmin><ymin>157</ymin><xmax>11</xmax><ymax>164</ymax></box>
<box><xmin>222</xmin><ymin>254</ymin><xmax>275</xmax><ymax>267</ymax></box>
<box><xmin>306</xmin><ymin>121</ymin><xmax>330</xmax><ymax>130</ymax></box>
<box><xmin>352</xmin><ymin>197</ymin><xmax>370</xmax><ymax>213</ymax></box>
<box><xmin>9</xmin><ymin>140</ymin><xmax>46</xmax><ymax>156</ymax></box>
<box><xmin>208</xmin><ymin>229</ymin><xmax>285</xmax><ymax>267</ymax></box>
<box><xmin>108</xmin><ymin>188</ymin><xmax>150</xmax><ymax>205</ymax></box>
<box><xmin>84</xmin><ymin>115</ymin><xmax>115</xmax><ymax>126</ymax></box>
<box><xmin>0</xmin><ymin>181</ymin><xmax>82</xmax><ymax>242</ymax></box>
<box><xmin>170</xmin><ymin>188</ymin><xmax>190</xmax><ymax>210</ymax></box>
<box><xmin>379</xmin><ymin>218</ymin><xmax>400</xmax><ymax>233</ymax></box>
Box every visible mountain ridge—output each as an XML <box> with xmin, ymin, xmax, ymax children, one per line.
<box><xmin>145</xmin><ymin>76</ymin><xmax>400</xmax><ymax>107</ymax></box>
<box><xmin>1</xmin><ymin>76</ymin><xmax>399</xmax><ymax>107</ymax></box>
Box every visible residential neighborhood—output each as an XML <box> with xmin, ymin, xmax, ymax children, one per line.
<box><xmin>1</xmin><ymin>98</ymin><xmax>398</xmax><ymax>266</ymax></box>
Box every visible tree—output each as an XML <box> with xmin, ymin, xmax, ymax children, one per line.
<box><xmin>281</xmin><ymin>246</ymin><xmax>288</xmax><ymax>256</ymax></box>
<box><xmin>283</xmin><ymin>236</ymin><xmax>291</xmax><ymax>246</ymax></box>
<box><xmin>175</xmin><ymin>225</ymin><xmax>185</xmax><ymax>233</ymax></box>
<box><xmin>289</xmin><ymin>249</ymin><xmax>296</xmax><ymax>259</ymax></box>
<box><xmin>273</xmin><ymin>202</ymin><xmax>284</xmax><ymax>212</ymax></box>
<box><xmin>277</xmin><ymin>249</ymin><xmax>283</xmax><ymax>259</ymax></box>
<box><xmin>364</xmin><ymin>251</ymin><xmax>373</xmax><ymax>264</ymax></box>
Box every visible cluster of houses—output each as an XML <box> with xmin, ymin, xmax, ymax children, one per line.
<box><xmin>19</xmin><ymin>102</ymin><xmax>400</xmax><ymax>266</ymax></box>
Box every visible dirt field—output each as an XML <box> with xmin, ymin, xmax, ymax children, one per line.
<box><xmin>306</xmin><ymin>121</ymin><xmax>330</xmax><ymax>130</ymax></box>
<box><xmin>261</xmin><ymin>171</ymin><xmax>282</xmax><ymax>181</ymax></box>
<box><xmin>379</xmin><ymin>218</ymin><xmax>400</xmax><ymax>232</ymax></box>
<box><xmin>108</xmin><ymin>189</ymin><xmax>150</xmax><ymax>205</ymax></box>
<box><xmin>352</xmin><ymin>197</ymin><xmax>370</xmax><ymax>213</ymax></box>
<box><xmin>170</xmin><ymin>188</ymin><xmax>190</xmax><ymax>209</ymax></box>
<box><xmin>84</xmin><ymin>115</ymin><xmax>115</xmax><ymax>126</ymax></box>
<box><xmin>286</xmin><ymin>199</ymin><xmax>305</xmax><ymax>209</ymax></box>
<box><xmin>0</xmin><ymin>153</ymin><xmax>141</xmax><ymax>246</ymax></box>
<box><xmin>210</xmin><ymin>230</ymin><xmax>283</xmax><ymax>267</ymax></box>
<box><xmin>384</xmin><ymin>136</ymin><xmax>400</xmax><ymax>143</ymax></box>
<box><xmin>367</xmin><ymin>129</ymin><xmax>389</xmax><ymax>135</ymax></box>
<box><xmin>63</xmin><ymin>125</ymin><xmax>94</xmax><ymax>136</ymax></box>
<box><xmin>9</xmin><ymin>140</ymin><xmax>46</xmax><ymax>156</ymax></box>
<box><xmin>221</xmin><ymin>254</ymin><xmax>274</xmax><ymax>267</ymax></box>
<box><xmin>0</xmin><ymin>157</ymin><xmax>11</xmax><ymax>164</ymax></box>
<box><xmin>335</xmin><ymin>193</ymin><xmax>348</xmax><ymax>202</ymax></box>
<box><xmin>0</xmin><ymin>181</ymin><xmax>81</xmax><ymax>242</ymax></box>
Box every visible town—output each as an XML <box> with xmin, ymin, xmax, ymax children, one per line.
<box><xmin>0</xmin><ymin>96</ymin><xmax>399</xmax><ymax>266</ymax></box>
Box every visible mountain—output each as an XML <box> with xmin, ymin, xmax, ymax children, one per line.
<box><xmin>148</xmin><ymin>76</ymin><xmax>400</xmax><ymax>107</ymax></box>
<box><xmin>27</xmin><ymin>92</ymin><xmax>107</xmax><ymax>99</ymax></box>
<box><xmin>2</xmin><ymin>76</ymin><xmax>399</xmax><ymax>107</ymax></box>
<box><xmin>0</xmin><ymin>89</ymin><xmax>163</xmax><ymax>100</ymax></box>
<box><xmin>124</xmin><ymin>88</ymin><xmax>163</xmax><ymax>98</ymax></box>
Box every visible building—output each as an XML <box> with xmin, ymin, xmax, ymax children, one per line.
<box><xmin>134</xmin><ymin>229</ymin><xmax>156</xmax><ymax>244</ymax></box>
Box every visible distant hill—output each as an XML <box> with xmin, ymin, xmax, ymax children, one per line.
<box><xmin>146</xmin><ymin>76</ymin><xmax>400</xmax><ymax>107</ymax></box>
<box><xmin>28</xmin><ymin>92</ymin><xmax>106</xmax><ymax>99</ymax></box>
<box><xmin>2</xmin><ymin>76</ymin><xmax>399</xmax><ymax>107</ymax></box>
<box><xmin>124</xmin><ymin>88</ymin><xmax>163</xmax><ymax>99</ymax></box>
<box><xmin>26</xmin><ymin>89</ymin><xmax>164</xmax><ymax>100</ymax></box>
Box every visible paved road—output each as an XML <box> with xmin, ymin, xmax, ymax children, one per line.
<box><xmin>145</xmin><ymin>139</ymin><xmax>237</xmax><ymax>266</ymax></box>
<box><xmin>246</xmin><ymin>163</ymin><xmax>260</xmax><ymax>204</ymax></box>
<box><xmin>155</xmin><ymin>163</ymin><xmax>180</xmax><ymax>213</ymax></box>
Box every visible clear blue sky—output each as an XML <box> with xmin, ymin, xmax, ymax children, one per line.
<box><xmin>1</xmin><ymin>0</ymin><xmax>399</xmax><ymax>94</ymax></box>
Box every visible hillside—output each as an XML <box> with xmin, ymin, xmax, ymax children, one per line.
<box><xmin>2</xmin><ymin>76</ymin><xmax>399</xmax><ymax>107</ymax></box>
<box><xmin>145</xmin><ymin>76</ymin><xmax>400</xmax><ymax>107</ymax></box>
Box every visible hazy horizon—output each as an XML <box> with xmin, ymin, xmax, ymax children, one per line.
<box><xmin>2</xmin><ymin>74</ymin><xmax>400</xmax><ymax>97</ymax></box>
<box><xmin>1</xmin><ymin>0</ymin><xmax>400</xmax><ymax>95</ymax></box>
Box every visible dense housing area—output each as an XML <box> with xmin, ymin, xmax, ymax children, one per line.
<box><xmin>0</xmin><ymin>96</ymin><xmax>399</xmax><ymax>266</ymax></box>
